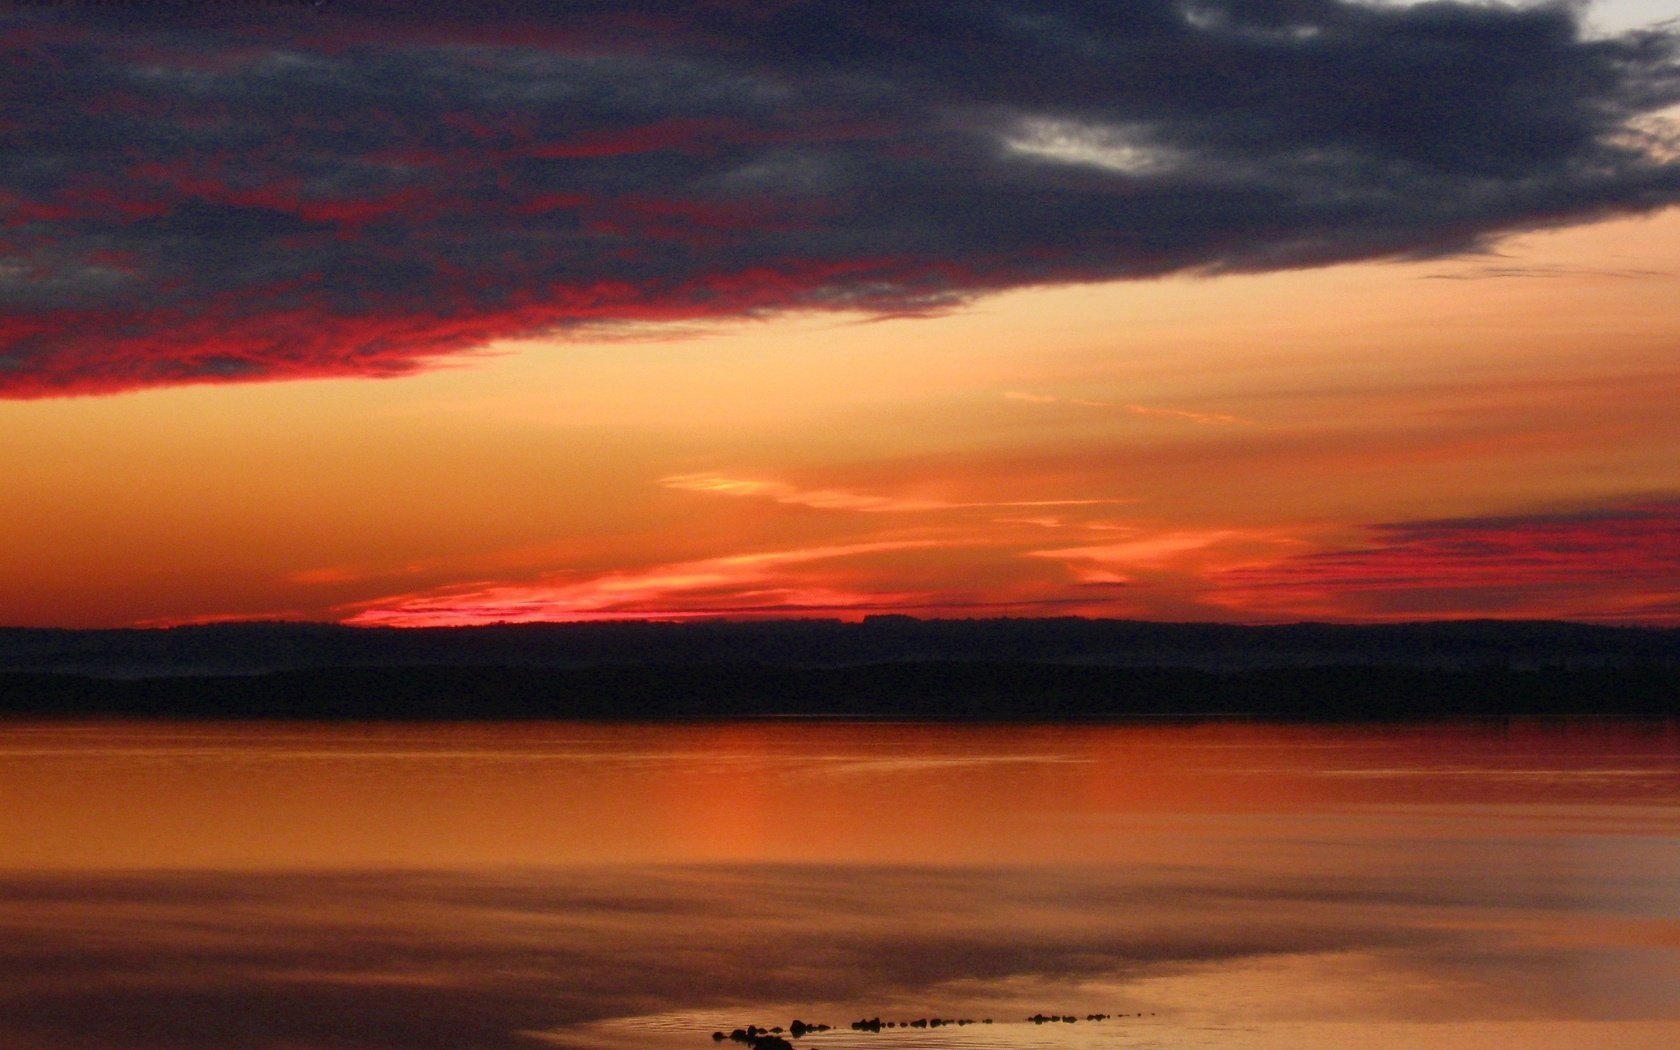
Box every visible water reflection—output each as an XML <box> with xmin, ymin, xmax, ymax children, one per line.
<box><xmin>0</xmin><ymin>720</ymin><xmax>1677</xmax><ymax>1049</ymax></box>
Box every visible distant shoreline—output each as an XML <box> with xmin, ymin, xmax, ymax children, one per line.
<box><xmin>3</xmin><ymin>661</ymin><xmax>1676</xmax><ymax>722</ymax></box>
<box><xmin>4</xmin><ymin>619</ymin><xmax>1675</xmax><ymax>722</ymax></box>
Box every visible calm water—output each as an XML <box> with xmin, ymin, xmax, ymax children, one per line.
<box><xmin>2</xmin><ymin>720</ymin><xmax>1678</xmax><ymax>1049</ymax></box>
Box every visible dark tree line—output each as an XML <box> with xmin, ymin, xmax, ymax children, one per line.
<box><xmin>2</xmin><ymin>661</ymin><xmax>1676</xmax><ymax>721</ymax></box>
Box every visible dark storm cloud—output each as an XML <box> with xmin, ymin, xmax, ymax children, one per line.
<box><xmin>3</xmin><ymin>1</ymin><xmax>1679</xmax><ymax>395</ymax></box>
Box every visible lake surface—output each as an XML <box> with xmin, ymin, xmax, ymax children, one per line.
<box><xmin>2</xmin><ymin>719</ymin><xmax>1678</xmax><ymax>1049</ymax></box>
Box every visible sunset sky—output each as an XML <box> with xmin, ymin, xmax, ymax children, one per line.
<box><xmin>4</xmin><ymin>0</ymin><xmax>1680</xmax><ymax>628</ymax></box>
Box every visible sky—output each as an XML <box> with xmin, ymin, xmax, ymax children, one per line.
<box><xmin>3</xmin><ymin>0</ymin><xmax>1680</xmax><ymax>628</ymax></box>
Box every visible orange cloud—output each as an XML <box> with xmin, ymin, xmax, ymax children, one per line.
<box><xmin>661</xmin><ymin>472</ymin><xmax>1129</xmax><ymax>515</ymax></box>
<box><xmin>660</xmin><ymin>474</ymin><xmax>954</xmax><ymax>513</ymax></box>
<box><xmin>1029</xmin><ymin>528</ymin><xmax>1304</xmax><ymax>584</ymax></box>
<box><xmin>339</xmin><ymin>541</ymin><xmax>944</xmax><ymax>626</ymax></box>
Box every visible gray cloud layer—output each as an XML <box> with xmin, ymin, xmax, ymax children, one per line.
<box><xmin>3</xmin><ymin>1</ymin><xmax>1678</xmax><ymax>394</ymax></box>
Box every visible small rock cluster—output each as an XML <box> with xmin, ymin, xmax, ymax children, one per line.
<box><xmin>1025</xmin><ymin>1013</ymin><xmax>1150</xmax><ymax>1023</ymax></box>
<box><xmin>711</xmin><ymin>1009</ymin><xmax>1154</xmax><ymax>1045</ymax></box>
<box><xmin>713</xmin><ymin>1022</ymin><xmax>833</xmax><ymax>1050</ymax></box>
<box><xmin>848</xmin><ymin>1018</ymin><xmax>986</xmax><ymax>1032</ymax></box>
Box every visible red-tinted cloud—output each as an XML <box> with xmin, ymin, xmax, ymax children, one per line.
<box><xmin>1210</xmin><ymin>500</ymin><xmax>1680</xmax><ymax>623</ymax></box>
<box><xmin>3</xmin><ymin>1</ymin><xmax>1679</xmax><ymax>396</ymax></box>
<box><xmin>339</xmin><ymin>541</ymin><xmax>950</xmax><ymax>626</ymax></box>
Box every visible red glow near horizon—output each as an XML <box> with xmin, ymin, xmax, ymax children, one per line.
<box><xmin>316</xmin><ymin>502</ymin><xmax>1680</xmax><ymax>628</ymax></box>
<box><xmin>1212</xmin><ymin>503</ymin><xmax>1680</xmax><ymax>624</ymax></box>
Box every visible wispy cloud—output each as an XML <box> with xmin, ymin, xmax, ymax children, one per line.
<box><xmin>1004</xmin><ymin>391</ymin><xmax>1245</xmax><ymax>426</ymax></box>
<box><xmin>660</xmin><ymin>474</ymin><xmax>954</xmax><ymax>514</ymax></box>
<box><xmin>1028</xmin><ymin>528</ymin><xmax>1300</xmax><ymax>586</ymax></box>
<box><xmin>1421</xmin><ymin>263</ymin><xmax>1669</xmax><ymax>280</ymax></box>
<box><xmin>661</xmin><ymin>473</ymin><xmax>1129</xmax><ymax>514</ymax></box>
<box><xmin>340</xmin><ymin>541</ymin><xmax>942</xmax><ymax>626</ymax></box>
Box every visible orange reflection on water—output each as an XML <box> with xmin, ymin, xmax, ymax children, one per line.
<box><xmin>3</xmin><ymin>719</ymin><xmax>1680</xmax><ymax>1050</ymax></box>
<box><xmin>3</xmin><ymin>720</ymin><xmax>1678</xmax><ymax>871</ymax></box>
